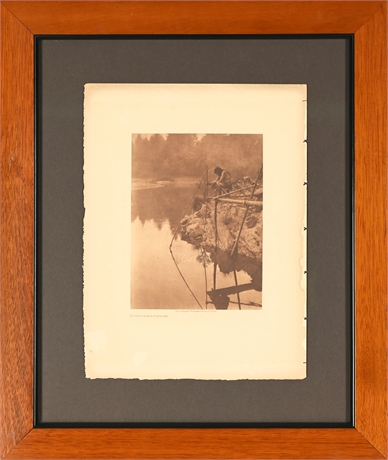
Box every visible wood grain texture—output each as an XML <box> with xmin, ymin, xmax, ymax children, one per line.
<box><xmin>355</xmin><ymin>3</ymin><xmax>388</xmax><ymax>459</ymax></box>
<box><xmin>1</xmin><ymin>1</ymin><xmax>384</xmax><ymax>35</ymax></box>
<box><xmin>0</xmin><ymin>1</ymin><xmax>387</xmax><ymax>459</ymax></box>
<box><xmin>0</xmin><ymin>3</ymin><xmax>34</xmax><ymax>459</ymax></box>
<box><xmin>4</xmin><ymin>428</ymin><xmax>386</xmax><ymax>459</ymax></box>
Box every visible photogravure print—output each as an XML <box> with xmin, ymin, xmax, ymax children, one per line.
<box><xmin>131</xmin><ymin>134</ymin><xmax>263</xmax><ymax>311</ymax></box>
<box><xmin>83</xmin><ymin>84</ymin><xmax>306</xmax><ymax>380</ymax></box>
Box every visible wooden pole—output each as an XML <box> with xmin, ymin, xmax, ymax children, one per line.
<box><xmin>209</xmin><ymin>184</ymin><xmax>255</xmax><ymax>199</ymax></box>
<box><xmin>233</xmin><ymin>269</ymin><xmax>242</xmax><ymax>310</ymax></box>
<box><xmin>213</xmin><ymin>200</ymin><xmax>218</xmax><ymax>290</ymax></box>
<box><xmin>207</xmin><ymin>282</ymin><xmax>256</xmax><ymax>297</ymax></box>
<box><xmin>217</xmin><ymin>198</ymin><xmax>263</xmax><ymax>208</ymax></box>
<box><xmin>230</xmin><ymin>171</ymin><xmax>262</xmax><ymax>256</ymax></box>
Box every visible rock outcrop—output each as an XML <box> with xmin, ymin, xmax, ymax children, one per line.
<box><xmin>180</xmin><ymin>180</ymin><xmax>263</xmax><ymax>287</ymax></box>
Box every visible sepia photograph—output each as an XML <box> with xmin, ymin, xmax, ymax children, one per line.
<box><xmin>131</xmin><ymin>134</ymin><xmax>263</xmax><ymax>310</ymax></box>
<box><xmin>83</xmin><ymin>83</ymin><xmax>306</xmax><ymax>379</ymax></box>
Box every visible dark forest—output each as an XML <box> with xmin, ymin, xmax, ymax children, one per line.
<box><xmin>132</xmin><ymin>134</ymin><xmax>263</xmax><ymax>182</ymax></box>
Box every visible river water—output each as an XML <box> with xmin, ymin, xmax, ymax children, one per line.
<box><xmin>131</xmin><ymin>183</ymin><xmax>262</xmax><ymax>310</ymax></box>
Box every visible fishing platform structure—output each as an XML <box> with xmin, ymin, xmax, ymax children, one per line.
<box><xmin>169</xmin><ymin>168</ymin><xmax>263</xmax><ymax>310</ymax></box>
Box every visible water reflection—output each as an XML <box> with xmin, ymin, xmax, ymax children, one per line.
<box><xmin>131</xmin><ymin>184</ymin><xmax>262</xmax><ymax>310</ymax></box>
<box><xmin>131</xmin><ymin>184</ymin><xmax>198</xmax><ymax>231</ymax></box>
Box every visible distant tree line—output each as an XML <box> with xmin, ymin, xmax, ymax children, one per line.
<box><xmin>132</xmin><ymin>134</ymin><xmax>263</xmax><ymax>182</ymax></box>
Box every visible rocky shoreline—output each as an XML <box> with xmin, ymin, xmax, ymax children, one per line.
<box><xmin>180</xmin><ymin>179</ymin><xmax>263</xmax><ymax>287</ymax></box>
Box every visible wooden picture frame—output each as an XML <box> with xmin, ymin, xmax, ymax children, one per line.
<box><xmin>0</xmin><ymin>1</ymin><xmax>387</xmax><ymax>458</ymax></box>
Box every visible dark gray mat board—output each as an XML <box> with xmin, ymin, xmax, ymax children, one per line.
<box><xmin>36</xmin><ymin>37</ymin><xmax>352</xmax><ymax>425</ymax></box>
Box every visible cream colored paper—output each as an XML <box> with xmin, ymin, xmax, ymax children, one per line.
<box><xmin>84</xmin><ymin>84</ymin><xmax>307</xmax><ymax>380</ymax></box>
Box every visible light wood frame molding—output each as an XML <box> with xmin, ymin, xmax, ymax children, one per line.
<box><xmin>0</xmin><ymin>1</ymin><xmax>387</xmax><ymax>459</ymax></box>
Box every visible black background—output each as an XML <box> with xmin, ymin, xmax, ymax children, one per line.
<box><xmin>36</xmin><ymin>37</ymin><xmax>353</xmax><ymax>425</ymax></box>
